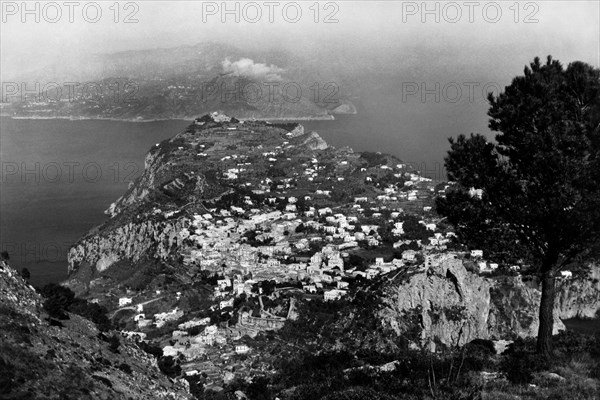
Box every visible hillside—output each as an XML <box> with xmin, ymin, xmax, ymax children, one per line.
<box><xmin>0</xmin><ymin>259</ymin><xmax>192</xmax><ymax>400</ymax></box>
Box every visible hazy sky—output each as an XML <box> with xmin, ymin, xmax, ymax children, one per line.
<box><xmin>1</xmin><ymin>1</ymin><xmax>598</xmax><ymax>80</ymax></box>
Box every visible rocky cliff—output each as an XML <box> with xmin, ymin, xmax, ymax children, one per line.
<box><xmin>0</xmin><ymin>259</ymin><xmax>192</xmax><ymax>400</ymax></box>
<box><xmin>378</xmin><ymin>254</ymin><xmax>566</xmax><ymax>350</ymax></box>
<box><xmin>555</xmin><ymin>264</ymin><xmax>600</xmax><ymax>319</ymax></box>
<box><xmin>68</xmin><ymin>218</ymin><xmax>190</xmax><ymax>275</ymax></box>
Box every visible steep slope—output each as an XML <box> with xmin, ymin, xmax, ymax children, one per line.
<box><xmin>0</xmin><ymin>259</ymin><xmax>192</xmax><ymax>400</ymax></box>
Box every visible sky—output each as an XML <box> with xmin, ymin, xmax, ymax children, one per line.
<box><xmin>1</xmin><ymin>1</ymin><xmax>598</xmax><ymax>80</ymax></box>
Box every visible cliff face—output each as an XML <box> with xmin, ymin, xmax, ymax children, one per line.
<box><xmin>68</xmin><ymin>218</ymin><xmax>190</xmax><ymax>275</ymax></box>
<box><xmin>105</xmin><ymin>150</ymin><xmax>167</xmax><ymax>217</ymax></box>
<box><xmin>0</xmin><ymin>260</ymin><xmax>192</xmax><ymax>400</ymax></box>
<box><xmin>555</xmin><ymin>264</ymin><xmax>600</xmax><ymax>319</ymax></box>
<box><xmin>378</xmin><ymin>254</ymin><xmax>566</xmax><ymax>349</ymax></box>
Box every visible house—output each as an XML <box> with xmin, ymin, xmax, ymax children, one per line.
<box><xmin>471</xmin><ymin>250</ymin><xmax>483</xmax><ymax>258</ymax></box>
<box><xmin>178</xmin><ymin>317</ymin><xmax>210</xmax><ymax>329</ymax></box>
<box><xmin>328</xmin><ymin>252</ymin><xmax>344</xmax><ymax>269</ymax></box>
<box><xmin>235</xmin><ymin>344</ymin><xmax>250</xmax><ymax>354</ymax></box>
<box><xmin>337</xmin><ymin>281</ymin><xmax>349</xmax><ymax>290</ymax></box>
<box><xmin>425</xmin><ymin>223</ymin><xmax>436</xmax><ymax>231</ymax></box>
<box><xmin>560</xmin><ymin>270</ymin><xmax>573</xmax><ymax>278</ymax></box>
<box><xmin>133</xmin><ymin>313</ymin><xmax>145</xmax><ymax>322</ymax></box>
<box><xmin>118</xmin><ymin>297</ymin><xmax>133</xmax><ymax>307</ymax></box>
<box><xmin>220</xmin><ymin>298</ymin><xmax>235</xmax><ymax>309</ymax></box>
<box><xmin>324</xmin><ymin>289</ymin><xmax>347</xmax><ymax>301</ymax></box>
<box><xmin>303</xmin><ymin>285</ymin><xmax>317</xmax><ymax>293</ymax></box>
<box><xmin>355</xmin><ymin>232</ymin><xmax>366</xmax><ymax>241</ymax></box>
<box><xmin>217</xmin><ymin>278</ymin><xmax>231</xmax><ymax>289</ymax></box>
<box><xmin>402</xmin><ymin>250</ymin><xmax>417</xmax><ymax>261</ymax></box>
<box><xmin>318</xmin><ymin>207</ymin><xmax>332</xmax><ymax>215</ymax></box>
<box><xmin>393</xmin><ymin>222</ymin><xmax>404</xmax><ymax>234</ymax></box>
<box><xmin>469</xmin><ymin>188</ymin><xmax>483</xmax><ymax>199</ymax></box>
<box><xmin>368</xmin><ymin>238</ymin><xmax>380</xmax><ymax>247</ymax></box>
<box><xmin>361</xmin><ymin>225</ymin><xmax>378</xmax><ymax>234</ymax></box>
<box><xmin>366</xmin><ymin>269</ymin><xmax>379</xmax><ymax>279</ymax></box>
<box><xmin>155</xmin><ymin>308</ymin><xmax>184</xmax><ymax>328</ymax></box>
<box><xmin>310</xmin><ymin>253</ymin><xmax>323</xmax><ymax>266</ymax></box>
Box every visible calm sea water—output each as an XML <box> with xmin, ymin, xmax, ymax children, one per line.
<box><xmin>0</xmin><ymin>117</ymin><xmax>190</xmax><ymax>285</ymax></box>
<box><xmin>0</xmin><ymin>101</ymin><xmax>480</xmax><ymax>285</ymax></box>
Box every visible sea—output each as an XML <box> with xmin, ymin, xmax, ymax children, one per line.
<box><xmin>0</xmin><ymin>117</ymin><xmax>190</xmax><ymax>285</ymax></box>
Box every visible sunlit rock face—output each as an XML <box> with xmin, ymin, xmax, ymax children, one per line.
<box><xmin>378</xmin><ymin>254</ymin><xmax>565</xmax><ymax>350</ymax></box>
<box><xmin>555</xmin><ymin>263</ymin><xmax>600</xmax><ymax>319</ymax></box>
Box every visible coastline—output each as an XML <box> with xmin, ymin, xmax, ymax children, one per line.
<box><xmin>1</xmin><ymin>114</ymin><xmax>337</xmax><ymax>123</ymax></box>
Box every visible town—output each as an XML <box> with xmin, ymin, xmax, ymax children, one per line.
<box><xmin>67</xmin><ymin>113</ymin><xmax>576</xmax><ymax>392</ymax></box>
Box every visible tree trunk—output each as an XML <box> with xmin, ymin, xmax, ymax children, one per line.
<box><xmin>537</xmin><ymin>270</ymin><xmax>556</xmax><ymax>356</ymax></box>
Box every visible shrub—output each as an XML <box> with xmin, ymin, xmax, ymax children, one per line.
<box><xmin>39</xmin><ymin>284</ymin><xmax>112</xmax><ymax>330</ymax></box>
<box><xmin>118</xmin><ymin>363</ymin><xmax>132</xmax><ymax>375</ymax></box>
<box><xmin>138</xmin><ymin>341</ymin><xmax>163</xmax><ymax>358</ymax></box>
<box><xmin>108</xmin><ymin>335</ymin><xmax>120</xmax><ymax>353</ymax></box>
<box><xmin>70</xmin><ymin>300</ymin><xmax>112</xmax><ymax>332</ymax></box>
<box><xmin>40</xmin><ymin>284</ymin><xmax>75</xmax><ymax>320</ymax></box>
<box><xmin>158</xmin><ymin>356</ymin><xmax>181</xmax><ymax>378</ymax></box>
<box><xmin>553</xmin><ymin>330</ymin><xmax>600</xmax><ymax>358</ymax></box>
<box><xmin>500</xmin><ymin>339</ymin><xmax>550</xmax><ymax>384</ymax></box>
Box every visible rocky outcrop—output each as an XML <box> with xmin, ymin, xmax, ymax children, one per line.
<box><xmin>300</xmin><ymin>131</ymin><xmax>329</xmax><ymax>150</ymax></box>
<box><xmin>286</xmin><ymin>124</ymin><xmax>305</xmax><ymax>138</ymax></box>
<box><xmin>68</xmin><ymin>218</ymin><xmax>190</xmax><ymax>274</ymax></box>
<box><xmin>330</xmin><ymin>100</ymin><xmax>358</xmax><ymax>115</ymax></box>
<box><xmin>555</xmin><ymin>264</ymin><xmax>600</xmax><ymax>319</ymax></box>
<box><xmin>379</xmin><ymin>254</ymin><xmax>565</xmax><ymax>350</ymax></box>
<box><xmin>105</xmin><ymin>148</ymin><xmax>167</xmax><ymax>217</ymax></box>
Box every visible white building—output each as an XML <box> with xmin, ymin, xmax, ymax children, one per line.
<box><xmin>471</xmin><ymin>250</ymin><xmax>484</xmax><ymax>258</ymax></box>
<box><xmin>235</xmin><ymin>344</ymin><xmax>250</xmax><ymax>354</ymax></box>
<box><xmin>118</xmin><ymin>297</ymin><xmax>133</xmax><ymax>307</ymax></box>
<box><xmin>324</xmin><ymin>289</ymin><xmax>347</xmax><ymax>301</ymax></box>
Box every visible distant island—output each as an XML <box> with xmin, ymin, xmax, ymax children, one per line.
<box><xmin>0</xmin><ymin>42</ymin><xmax>357</xmax><ymax>122</ymax></box>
